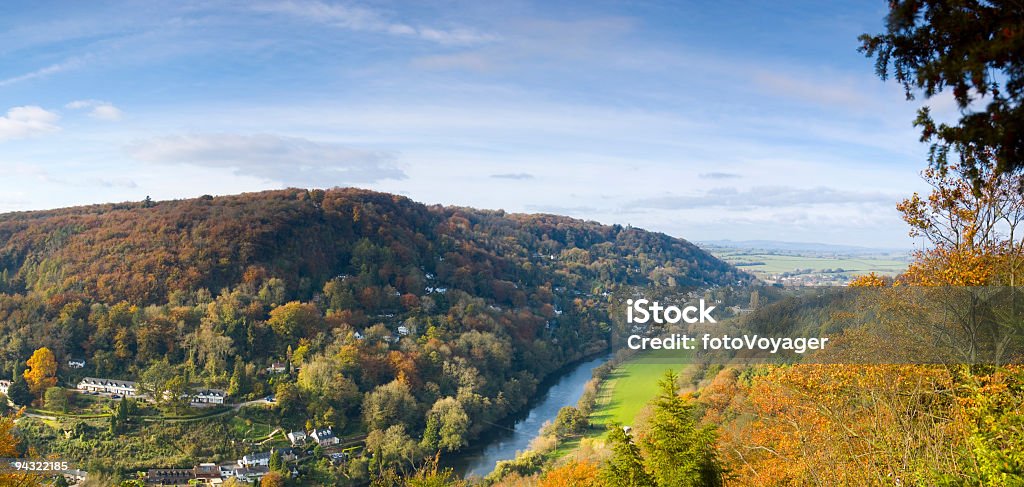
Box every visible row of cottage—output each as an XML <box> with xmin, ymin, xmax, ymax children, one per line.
<box><xmin>144</xmin><ymin>427</ymin><xmax>345</xmax><ymax>486</ymax></box>
<box><xmin>77</xmin><ymin>377</ymin><xmax>226</xmax><ymax>405</ymax></box>
<box><xmin>146</xmin><ymin>448</ymin><xmax>299</xmax><ymax>486</ymax></box>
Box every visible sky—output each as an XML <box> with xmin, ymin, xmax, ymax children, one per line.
<box><xmin>0</xmin><ymin>0</ymin><xmax>956</xmax><ymax>248</ymax></box>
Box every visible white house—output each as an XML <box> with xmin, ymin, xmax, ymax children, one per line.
<box><xmin>0</xmin><ymin>380</ymin><xmax>10</xmax><ymax>395</ymax></box>
<box><xmin>310</xmin><ymin>428</ymin><xmax>339</xmax><ymax>446</ymax></box>
<box><xmin>67</xmin><ymin>358</ymin><xmax>86</xmax><ymax>369</ymax></box>
<box><xmin>397</xmin><ymin>325</ymin><xmax>410</xmax><ymax>336</ymax></box>
<box><xmin>233</xmin><ymin>466</ymin><xmax>268</xmax><ymax>483</ymax></box>
<box><xmin>239</xmin><ymin>451</ymin><xmax>271</xmax><ymax>468</ymax></box>
<box><xmin>266</xmin><ymin>362</ymin><xmax>286</xmax><ymax>374</ymax></box>
<box><xmin>77</xmin><ymin>377</ymin><xmax>138</xmax><ymax>397</ymax></box>
<box><xmin>191</xmin><ymin>388</ymin><xmax>226</xmax><ymax>405</ymax></box>
<box><xmin>287</xmin><ymin>430</ymin><xmax>308</xmax><ymax>446</ymax></box>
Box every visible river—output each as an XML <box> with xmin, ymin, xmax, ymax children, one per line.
<box><xmin>448</xmin><ymin>352</ymin><xmax>612</xmax><ymax>478</ymax></box>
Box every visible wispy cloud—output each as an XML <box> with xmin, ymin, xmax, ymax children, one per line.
<box><xmin>751</xmin><ymin>70</ymin><xmax>886</xmax><ymax>113</ymax></box>
<box><xmin>126</xmin><ymin>133</ymin><xmax>405</xmax><ymax>186</ymax></box>
<box><xmin>0</xmin><ymin>106</ymin><xmax>60</xmax><ymax>141</ymax></box>
<box><xmin>66</xmin><ymin>100</ymin><xmax>123</xmax><ymax>121</ymax></box>
<box><xmin>0</xmin><ymin>56</ymin><xmax>88</xmax><ymax>87</ymax></box>
<box><xmin>490</xmin><ymin>172</ymin><xmax>534</xmax><ymax>180</ymax></box>
<box><xmin>412</xmin><ymin>17</ymin><xmax>635</xmax><ymax>72</ymax></box>
<box><xmin>525</xmin><ymin>204</ymin><xmax>598</xmax><ymax>214</ymax></box>
<box><xmin>626</xmin><ymin>186</ymin><xmax>899</xmax><ymax>210</ymax></box>
<box><xmin>255</xmin><ymin>1</ymin><xmax>496</xmax><ymax>46</ymax></box>
<box><xmin>699</xmin><ymin>172</ymin><xmax>741</xmax><ymax>180</ymax></box>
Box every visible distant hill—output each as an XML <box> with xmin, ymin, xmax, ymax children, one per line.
<box><xmin>699</xmin><ymin>239</ymin><xmax>910</xmax><ymax>255</ymax></box>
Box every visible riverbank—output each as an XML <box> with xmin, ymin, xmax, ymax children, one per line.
<box><xmin>544</xmin><ymin>347</ymin><xmax>696</xmax><ymax>463</ymax></box>
<box><xmin>479</xmin><ymin>347</ymin><xmax>696</xmax><ymax>483</ymax></box>
<box><xmin>448</xmin><ymin>352</ymin><xmax>614</xmax><ymax>479</ymax></box>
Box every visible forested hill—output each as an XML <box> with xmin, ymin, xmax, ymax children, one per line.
<box><xmin>0</xmin><ymin>188</ymin><xmax>749</xmax><ymax>473</ymax></box>
<box><xmin>0</xmin><ymin>188</ymin><xmax>747</xmax><ymax>305</ymax></box>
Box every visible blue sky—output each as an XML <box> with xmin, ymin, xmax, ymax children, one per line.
<box><xmin>0</xmin><ymin>1</ymin><xmax>952</xmax><ymax>248</ymax></box>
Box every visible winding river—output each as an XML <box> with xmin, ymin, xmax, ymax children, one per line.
<box><xmin>449</xmin><ymin>353</ymin><xmax>613</xmax><ymax>478</ymax></box>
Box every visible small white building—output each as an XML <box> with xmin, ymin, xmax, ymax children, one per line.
<box><xmin>237</xmin><ymin>466</ymin><xmax>269</xmax><ymax>483</ymax></box>
<box><xmin>191</xmin><ymin>388</ymin><xmax>226</xmax><ymax>405</ymax></box>
<box><xmin>310</xmin><ymin>428</ymin><xmax>339</xmax><ymax>446</ymax></box>
<box><xmin>266</xmin><ymin>362</ymin><xmax>287</xmax><ymax>374</ymax></box>
<box><xmin>239</xmin><ymin>451</ymin><xmax>271</xmax><ymax>467</ymax></box>
<box><xmin>287</xmin><ymin>430</ymin><xmax>308</xmax><ymax>446</ymax></box>
<box><xmin>67</xmin><ymin>358</ymin><xmax>86</xmax><ymax>369</ymax></box>
<box><xmin>397</xmin><ymin>325</ymin><xmax>410</xmax><ymax>336</ymax></box>
<box><xmin>0</xmin><ymin>380</ymin><xmax>10</xmax><ymax>395</ymax></box>
<box><xmin>77</xmin><ymin>377</ymin><xmax>138</xmax><ymax>397</ymax></box>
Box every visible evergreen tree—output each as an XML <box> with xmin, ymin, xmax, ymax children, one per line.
<box><xmin>638</xmin><ymin>370</ymin><xmax>723</xmax><ymax>487</ymax></box>
<box><xmin>860</xmin><ymin>1</ymin><xmax>1024</xmax><ymax>186</ymax></box>
<box><xmin>268</xmin><ymin>449</ymin><xmax>283</xmax><ymax>473</ymax></box>
<box><xmin>601</xmin><ymin>425</ymin><xmax>655</xmax><ymax>487</ymax></box>
<box><xmin>7</xmin><ymin>372</ymin><xmax>32</xmax><ymax>407</ymax></box>
<box><xmin>228</xmin><ymin>359</ymin><xmax>248</xmax><ymax>398</ymax></box>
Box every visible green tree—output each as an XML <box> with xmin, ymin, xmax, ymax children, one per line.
<box><xmin>638</xmin><ymin>370</ymin><xmax>722</xmax><ymax>487</ymax></box>
<box><xmin>421</xmin><ymin>397</ymin><xmax>469</xmax><ymax>452</ymax></box>
<box><xmin>268</xmin><ymin>301</ymin><xmax>322</xmax><ymax>345</ymax></box>
<box><xmin>7</xmin><ymin>373</ymin><xmax>32</xmax><ymax>407</ymax></box>
<box><xmin>602</xmin><ymin>425</ymin><xmax>654</xmax><ymax>487</ymax></box>
<box><xmin>363</xmin><ymin>380</ymin><xmax>418</xmax><ymax>432</ymax></box>
<box><xmin>43</xmin><ymin>387</ymin><xmax>68</xmax><ymax>413</ymax></box>
<box><xmin>275</xmin><ymin>381</ymin><xmax>303</xmax><ymax>421</ymax></box>
<box><xmin>139</xmin><ymin>360</ymin><xmax>191</xmax><ymax>411</ymax></box>
<box><xmin>551</xmin><ymin>406</ymin><xmax>588</xmax><ymax>438</ymax></box>
<box><xmin>366</xmin><ymin>424</ymin><xmax>422</xmax><ymax>473</ymax></box>
<box><xmin>268</xmin><ymin>449</ymin><xmax>284</xmax><ymax>473</ymax></box>
<box><xmin>859</xmin><ymin>1</ymin><xmax>1024</xmax><ymax>186</ymax></box>
<box><xmin>227</xmin><ymin>360</ymin><xmax>249</xmax><ymax>398</ymax></box>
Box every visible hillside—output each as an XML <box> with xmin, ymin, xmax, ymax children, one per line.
<box><xmin>0</xmin><ymin>188</ymin><xmax>747</xmax><ymax>304</ymax></box>
<box><xmin>0</xmin><ymin>188</ymin><xmax>750</xmax><ymax>478</ymax></box>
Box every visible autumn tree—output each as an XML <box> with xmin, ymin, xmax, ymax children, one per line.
<box><xmin>23</xmin><ymin>347</ymin><xmax>57</xmax><ymax>399</ymax></box>
<box><xmin>363</xmin><ymin>379</ymin><xmax>419</xmax><ymax>432</ymax></box>
<box><xmin>268</xmin><ymin>301</ymin><xmax>323</xmax><ymax>346</ymax></box>
<box><xmin>260</xmin><ymin>471</ymin><xmax>286</xmax><ymax>487</ymax></box>
<box><xmin>538</xmin><ymin>460</ymin><xmax>600</xmax><ymax>487</ymax></box>
<box><xmin>860</xmin><ymin>1</ymin><xmax>1024</xmax><ymax>186</ymax></box>
<box><xmin>0</xmin><ymin>411</ymin><xmax>44</xmax><ymax>486</ymax></box>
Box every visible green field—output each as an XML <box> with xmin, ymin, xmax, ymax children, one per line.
<box><xmin>587</xmin><ymin>349</ymin><xmax>690</xmax><ymax>437</ymax></box>
<box><xmin>711</xmin><ymin>251</ymin><xmax>909</xmax><ymax>277</ymax></box>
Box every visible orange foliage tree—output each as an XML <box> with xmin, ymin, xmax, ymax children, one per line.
<box><xmin>897</xmin><ymin>164</ymin><xmax>1024</xmax><ymax>286</ymax></box>
<box><xmin>538</xmin><ymin>460</ymin><xmax>600</xmax><ymax>487</ymax></box>
<box><xmin>0</xmin><ymin>411</ymin><xmax>44</xmax><ymax>486</ymax></box>
<box><xmin>23</xmin><ymin>347</ymin><xmax>57</xmax><ymax>400</ymax></box>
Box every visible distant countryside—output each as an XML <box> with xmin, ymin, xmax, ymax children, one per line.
<box><xmin>700</xmin><ymin>240</ymin><xmax>910</xmax><ymax>286</ymax></box>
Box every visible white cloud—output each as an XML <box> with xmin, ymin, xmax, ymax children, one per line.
<box><xmin>0</xmin><ymin>106</ymin><xmax>61</xmax><ymax>141</ymax></box>
<box><xmin>255</xmin><ymin>1</ymin><xmax>496</xmax><ymax>46</ymax></box>
<box><xmin>66</xmin><ymin>99</ymin><xmax>123</xmax><ymax>121</ymax></box>
<box><xmin>125</xmin><ymin>133</ymin><xmax>405</xmax><ymax>186</ymax></box>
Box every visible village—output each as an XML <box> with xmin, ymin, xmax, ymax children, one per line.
<box><xmin>2</xmin><ymin>358</ymin><xmax>368</xmax><ymax>486</ymax></box>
